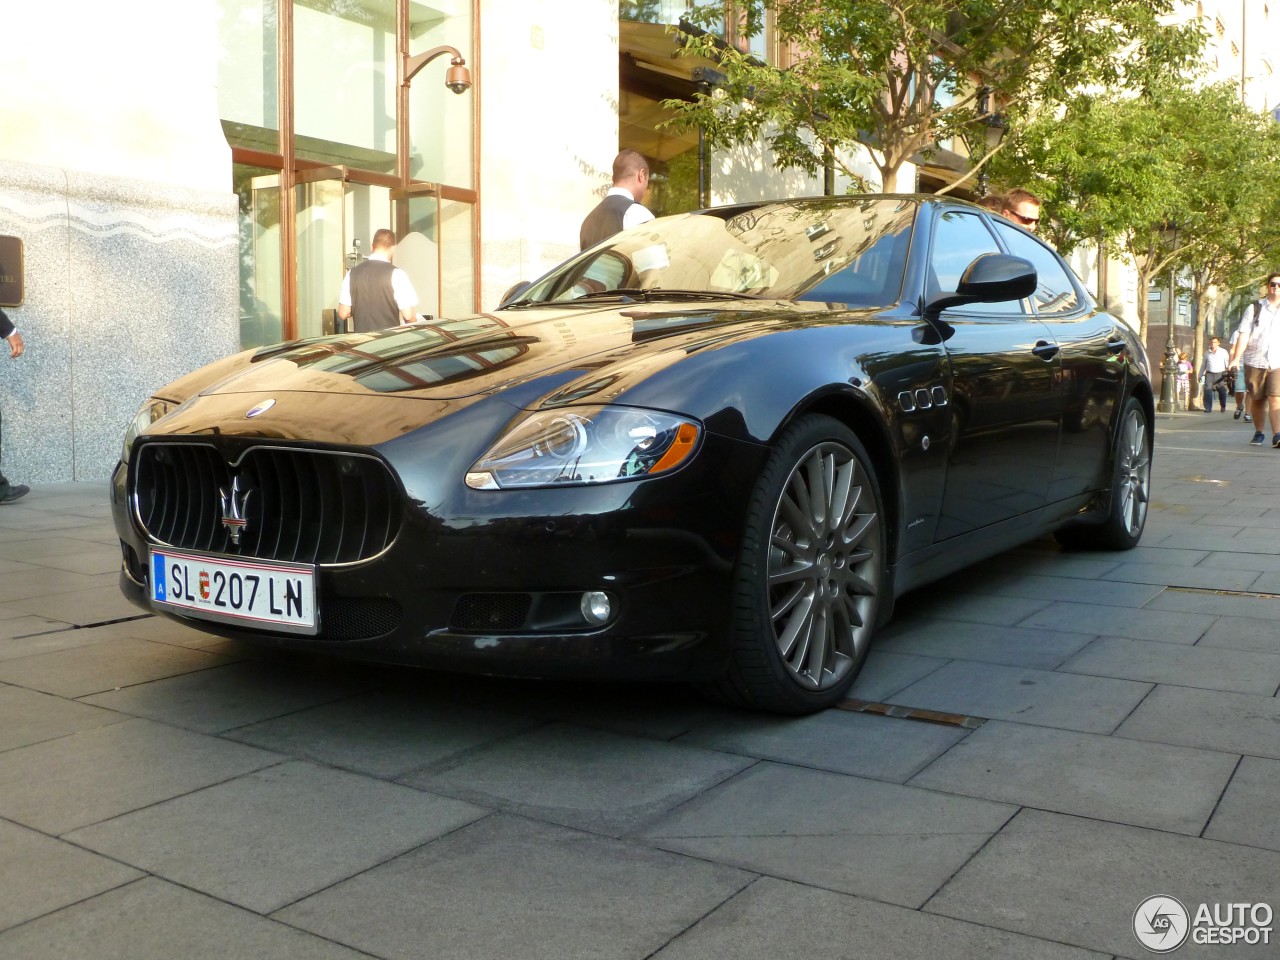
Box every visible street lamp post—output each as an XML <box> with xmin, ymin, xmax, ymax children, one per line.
<box><xmin>1156</xmin><ymin>265</ymin><xmax>1180</xmax><ymax>413</ymax></box>
<box><xmin>976</xmin><ymin>87</ymin><xmax>1005</xmax><ymax>196</ymax></box>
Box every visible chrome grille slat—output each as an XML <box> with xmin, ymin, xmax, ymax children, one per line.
<box><xmin>133</xmin><ymin>442</ymin><xmax>402</xmax><ymax>565</ymax></box>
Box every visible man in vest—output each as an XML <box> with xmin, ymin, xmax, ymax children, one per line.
<box><xmin>337</xmin><ymin>229</ymin><xmax>420</xmax><ymax>333</ymax></box>
<box><xmin>579</xmin><ymin>150</ymin><xmax>656</xmax><ymax>251</ymax></box>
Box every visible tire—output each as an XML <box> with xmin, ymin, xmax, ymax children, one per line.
<box><xmin>1055</xmin><ymin>396</ymin><xmax>1151</xmax><ymax>551</ymax></box>
<box><xmin>709</xmin><ymin>414</ymin><xmax>886</xmax><ymax>714</ymax></box>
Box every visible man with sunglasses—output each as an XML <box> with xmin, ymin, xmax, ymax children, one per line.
<box><xmin>1227</xmin><ymin>272</ymin><xmax>1280</xmax><ymax>446</ymax></box>
<box><xmin>1000</xmin><ymin>188</ymin><xmax>1042</xmax><ymax>231</ymax></box>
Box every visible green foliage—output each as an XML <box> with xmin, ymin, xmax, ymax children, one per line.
<box><xmin>664</xmin><ymin>0</ymin><xmax>1204</xmax><ymax>191</ymax></box>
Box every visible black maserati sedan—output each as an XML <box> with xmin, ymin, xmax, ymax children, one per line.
<box><xmin>112</xmin><ymin>195</ymin><xmax>1153</xmax><ymax>714</ymax></box>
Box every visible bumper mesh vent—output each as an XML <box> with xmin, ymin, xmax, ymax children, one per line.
<box><xmin>133</xmin><ymin>442</ymin><xmax>402</xmax><ymax>565</ymax></box>
<box><xmin>452</xmin><ymin>593</ymin><xmax>533</xmax><ymax>631</ymax></box>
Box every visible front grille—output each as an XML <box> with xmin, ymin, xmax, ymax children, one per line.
<box><xmin>133</xmin><ymin>442</ymin><xmax>402</xmax><ymax>565</ymax></box>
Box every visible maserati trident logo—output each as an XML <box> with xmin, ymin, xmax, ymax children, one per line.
<box><xmin>219</xmin><ymin>475</ymin><xmax>251</xmax><ymax>545</ymax></box>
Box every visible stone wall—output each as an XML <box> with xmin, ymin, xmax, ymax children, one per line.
<box><xmin>0</xmin><ymin>159</ymin><xmax>238</xmax><ymax>482</ymax></box>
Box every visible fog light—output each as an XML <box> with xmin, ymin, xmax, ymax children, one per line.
<box><xmin>580</xmin><ymin>590</ymin><xmax>612</xmax><ymax>625</ymax></box>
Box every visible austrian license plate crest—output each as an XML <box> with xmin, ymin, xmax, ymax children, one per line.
<box><xmin>149</xmin><ymin>549</ymin><xmax>318</xmax><ymax>635</ymax></box>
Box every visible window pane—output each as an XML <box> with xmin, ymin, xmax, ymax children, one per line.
<box><xmin>295</xmin><ymin>178</ymin><xmax>345</xmax><ymax>339</ymax></box>
<box><xmin>233</xmin><ymin>164</ymin><xmax>284</xmax><ymax>348</ymax></box>
<box><xmin>408</xmin><ymin>5</ymin><xmax>474</xmax><ymax>186</ymax></box>
<box><xmin>931</xmin><ymin>211</ymin><xmax>1025</xmax><ymax>315</ymax></box>
<box><xmin>218</xmin><ymin>0</ymin><xmax>280</xmax><ymax>135</ymax></box>
<box><xmin>294</xmin><ymin>0</ymin><xmax>397</xmax><ymax>173</ymax></box>
<box><xmin>992</xmin><ymin>221</ymin><xmax>1082</xmax><ymax>315</ymax></box>
<box><xmin>439</xmin><ymin>198</ymin><xmax>475</xmax><ymax>316</ymax></box>
<box><xmin>398</xmin><ymin>194</ymin><xmax>440</xmax><ymax>319</ymax></box>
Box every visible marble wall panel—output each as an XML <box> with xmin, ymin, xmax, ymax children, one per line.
<box><xmin>0</xmin><ymin>160</ymin><xmax>238</xmax><ymax>482</ymax></box>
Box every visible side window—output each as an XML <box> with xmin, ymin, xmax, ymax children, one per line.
<box><xmin>992</xmin><ymin>221</ymin><xmax>1082</xmax><ymax>315</ymax></box>
<box><xmin>930</xmin><ymin>210</ymin><xmax>1026</xmax><ymax>315</ymax></box>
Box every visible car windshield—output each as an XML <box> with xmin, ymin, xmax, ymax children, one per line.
<box><xmin>514</xmin><ymin>197</ymin><xmax>917</xmax><ymax>309</ymax></box>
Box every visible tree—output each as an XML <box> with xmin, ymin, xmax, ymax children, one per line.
<box><xmin>663</xmin><ymin>0</ymin><xmax>1203</xmax><ymax>193</ymax></box>
<box><xmin>991</xmin><ymin>81</ymin><xmax>1280</xmax><ymax>355</ymax></box>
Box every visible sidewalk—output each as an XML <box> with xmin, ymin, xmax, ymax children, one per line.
<box><xmin>0</xmin><ymin>409</ymin><xmax>1277</xmax><ymax>959</ymax></box>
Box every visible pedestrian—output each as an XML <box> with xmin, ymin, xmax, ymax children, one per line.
<box><xmin>337</xmin><ymin>229</ymin><xmax>420</xmax><ymax>333</ymax></box>
<box><xmin>579</xmin><ymin>149</ymin><xmax>656</xmax><ymax>251</ymax></box>
<box><xmin>1229</xmin><ymin>326</ymin><xmax>1251</xmax><ymax>421</ymax></box>
<box><xmin>1176</xmin><ymin>350</ymin><xmax>1193</xmax><ymax>410</ymax></box>
<box><xmin>0</xmin><ymin>307</ymin><xmax>28</xmax><ymax>503</ymax></box>
<box><xmin>999</xmin><ymin>188</ymin><xmax>1042</xmax><ymax>231</ymax></box>
<box><xmin>977</xmin><ymin>194</ymin><xmax>1004</xmax><ymax>211</ymax></box>
<box><xmin>1226</xmin><ymin>271</ymin><xmax>1280</xmax><ymax>446</ymax></box>
<box><xmin>1200</xmin><ymin>335</ymin><xmax>1231</xmax><ymax>412</ymax></box>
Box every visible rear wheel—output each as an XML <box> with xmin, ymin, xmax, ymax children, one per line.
<box><xmin>710</xmin><ymin>415</ymin><xmax>886</xmax><ymax>714</ymax></box>
<box><xmin>1056</xmin><ymin>396</ymin><xmax>1151</xmax><ymax>550</ymax></box>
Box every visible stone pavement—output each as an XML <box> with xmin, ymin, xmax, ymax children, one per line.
<box><xmin>0</xmin><ymin>408</ymin><xmax>1277</xmax><ymax>960</ymax></box>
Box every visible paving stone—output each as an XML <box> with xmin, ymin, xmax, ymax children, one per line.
<box><xmin>977</xmin><ymin>573</ymin><xmax>1166</xmax><ymax>608</ymax></box>
<box><xmin>0</xmin><ymin>819</ymin><xmax>143</xmax><ymax>930</ymax></box>
<box><xmin>404</xmin><ymin>722</ymin><xmax>753</xmax><ymax>837</ymax></box>
<box><xmin>1145</xmin><ymin>587</ymin><xmax>1280</xmax><ymax>621</ymax></box>
<box><xmin>277</xmin><ymin>815</ymin><xmax>753</xmax><ymax>960</ymax></box>
<box><xmin>1111</xmin><ymin>546</ymin><xmax>1211</xmax><ymax>567</ymax></box>
<box><xmin>0</xmin><ymin>878</ymin><xmax>368</xmax><ymax>959</ymax></box>
<box><xmin>0</xmin><ymin>683</ymin><xmax>127</xmax><ymax>751</ymax></box>
<box><xmin>1058</xmin><ymin>636</ymin><xmax>1280</xmax><ymax>695</ymax></box>
<box><xmin>0</xmin><ymin>620</ymin><xmax>130</xmax><ymax>660</ymax></box>
<box><xmin>1116</xmin><ymin>685</ymin><xmax>1280</xmax><ymax>759</ymax></box>
<box><xmin>909</xmin><ymin>721</ymin><xmax>1237</xmax><ymax>834</ymax></box>
<box><xmin>81</xmin><ymin>660</ymin><xmax>378</xmax><ymax>735</ymax></box>
<box><xmin>889</xmin><ymin>660</ymin><xmax>1151</xmax><ymax>733</ymax></box>
<box><xmin>1104</xmin><ymin>562</ymin><xmax>1261</xmax><ymax>591</ymax></box>
<box><xmin>3</xmin><ymin>582</ymin><xmax>143</xmax><ymax>625</ymax></box>
<box><xmin>0</xmin><ymin>637</ymin><xmax>233</xmax><ymax>698</ymax></box>
<box><xmin>226</xmin><ymin>688</ymin><xmax>545</xmax><ymax>778</ymax></box>
<box><xmin>1017</xmin><ymin>601</ymin><xmax>1213</xmax><ymax>643</ymax></box>
<box><xmin>0</xmin><ymin>717</ymin><xmax>282</xmax><ymax>834</ymax></box>
<box><xmin>876</xmin><ymin>619</ymin><xmax>1094</xmax><ymax>670</ymax></box>
<box><xmin>848</xmin><ymin>648</ymin><xmax>948</xmax><ymax>702</ymax></box>
<box><xmin>68</xmin><ymin>760</ymin><xmax>487</xmax><ymax>914</ymax></box>
<box><xmin>542</xmin><ymin>681</ymin><xmax>732</xmax><ymax>740</ymax></box>
<box><xmin>988</xmin><ymin>553</ymin><xmax>1125</xmax><ymax>580</ymax></box>
<box><xmin>652</xmin><ymin>876</ymin><xmax>1107</xmax><ymax>960</ymax></box>
<box><xmin>1198</xmin><ymin>616</ymin><xmax>1280</xmax><ymax>655</ymax></box>
<box><xmin>639</xmin><ymin>762</ymin><xmax>1016</xmax><ymax>909</ymax></box>
<box><xmin>895</xmin><ymin>591</ymin><xmax>1053</xmax><ymax>627</ymax></box>
<box><xmin>0</xmin><ymin>568</ymin><xmax>111</xmax><ymax>604</ymax></box>
<box><xmin>1203</xmin><ymin>756</ymin><xmax>1280</xmax><ymax>852</ymax></box>
<box><xmin>676</xmin><ymin>707</ymin><xmax>968</xmax><ymax>782</ymax></box>
<box><xmin>1203</xmin><ymin>550</ymin><xmax>1280</xmax><ymax>573</ymax></box>
<box><xmin>927</xmin><ymin>809</ymin><xmax>1280</xmax><ymax>960</ymax></box>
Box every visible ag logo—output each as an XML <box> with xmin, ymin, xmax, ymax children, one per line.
<box><xmin>1134</xmin><ymin>895</ymin><xmax>1190</xmax><ymax>953</ymax></box>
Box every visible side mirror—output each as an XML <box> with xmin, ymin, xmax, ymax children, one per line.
<box><xmin>498</xmin><ymin>281</ymin><xmax>532</xmax><ymax>308</ymax></box>
<box><xmin>924</xmin><ymin>253</ymin><xmax>1036</xmax><ymax>321</ymax></box>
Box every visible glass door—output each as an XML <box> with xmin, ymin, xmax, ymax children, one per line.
<box><xmin>295</xmin><ymin>169</ymin><xmax>345</xmax><ymax>340</ymax></box>
<box><xmin>395</xmin><ymin>185</ymin><xmax>477</xmax><ymax>319</ymax></box>
<box><xmin>295</xmin><ymin>170</ymin><xmax>395</xmax><ymax>338</ymax></box>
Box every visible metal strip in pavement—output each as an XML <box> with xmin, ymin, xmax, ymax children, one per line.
<box><xmin>837</xmin><ymin>698</ymin><xmax>986</xmax><ymax>729</ymax></box>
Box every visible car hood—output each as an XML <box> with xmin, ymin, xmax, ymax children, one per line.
<box><xmin>183</xmin><ymin>301</ymin><xmax>865</xmax><ymax>404</ymax></box>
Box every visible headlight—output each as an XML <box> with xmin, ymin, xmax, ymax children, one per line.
<box><xmin>466</xmin><ymin>406</ymin><xmax>701</xmax><ymax>489</ymax></box>
<box><xmin>121</xmin><ymin>398</ymin><xmax>174</xmax><ymax>463</ymax></box>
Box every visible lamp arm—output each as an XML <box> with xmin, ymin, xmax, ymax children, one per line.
<box><xmin>403</xmin><ymin>44</ymin><xmax>466</xmax><ymax>86</ymax></box>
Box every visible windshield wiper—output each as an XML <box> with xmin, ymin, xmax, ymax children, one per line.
<box><xmin>570</xmin><ymin>288</ymin><xmax>762</xmax><ymax>304</ymax></box>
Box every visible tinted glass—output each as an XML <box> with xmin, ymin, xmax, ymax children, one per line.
<box><xmin>930</xmin><ymin>210</ymin><xmax>1025</xmax><ymax>315</ymax></box>
<box><xmin>992</xmin><ymin>220</ymin><xmax>1082</xmax><ymax>315</ymax></box>
<box><xmin>516</xmin><ymin>198</ymin><xmax>917</xmax><ymax>308</ymax></box>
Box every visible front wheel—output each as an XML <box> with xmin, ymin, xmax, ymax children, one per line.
<box><xmin>710</xmin><ymin>415</ymin><xmax>886</xmax><ymax>714</ymax></box>
<box><xmin>1056</xmin><ymin>396</ymin><xmax>1151</xmax><ymax>550</ymax></box>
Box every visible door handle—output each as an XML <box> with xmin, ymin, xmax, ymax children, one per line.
<box><xmin>1032</xmin><ymin>340</ymin><xmax>1059</xmax><ymax>361</ymax></box>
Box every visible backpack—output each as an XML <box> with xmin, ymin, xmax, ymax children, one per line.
<box><xmin>1250</xmin><ymin>299</ymin><xmax>1263</xmax><ymax>329</ymax></box>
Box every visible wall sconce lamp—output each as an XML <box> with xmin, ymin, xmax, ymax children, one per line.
<box><xmin>402</xmin><ymin>44</ymin><xmax>472</xmax><ymax>94</ymax></box>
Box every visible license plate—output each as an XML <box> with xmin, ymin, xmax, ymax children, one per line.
<box><xmin>150</xmin><ymin>549</ymin><xmax>318</xmax><ymax>635</ymax></box>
